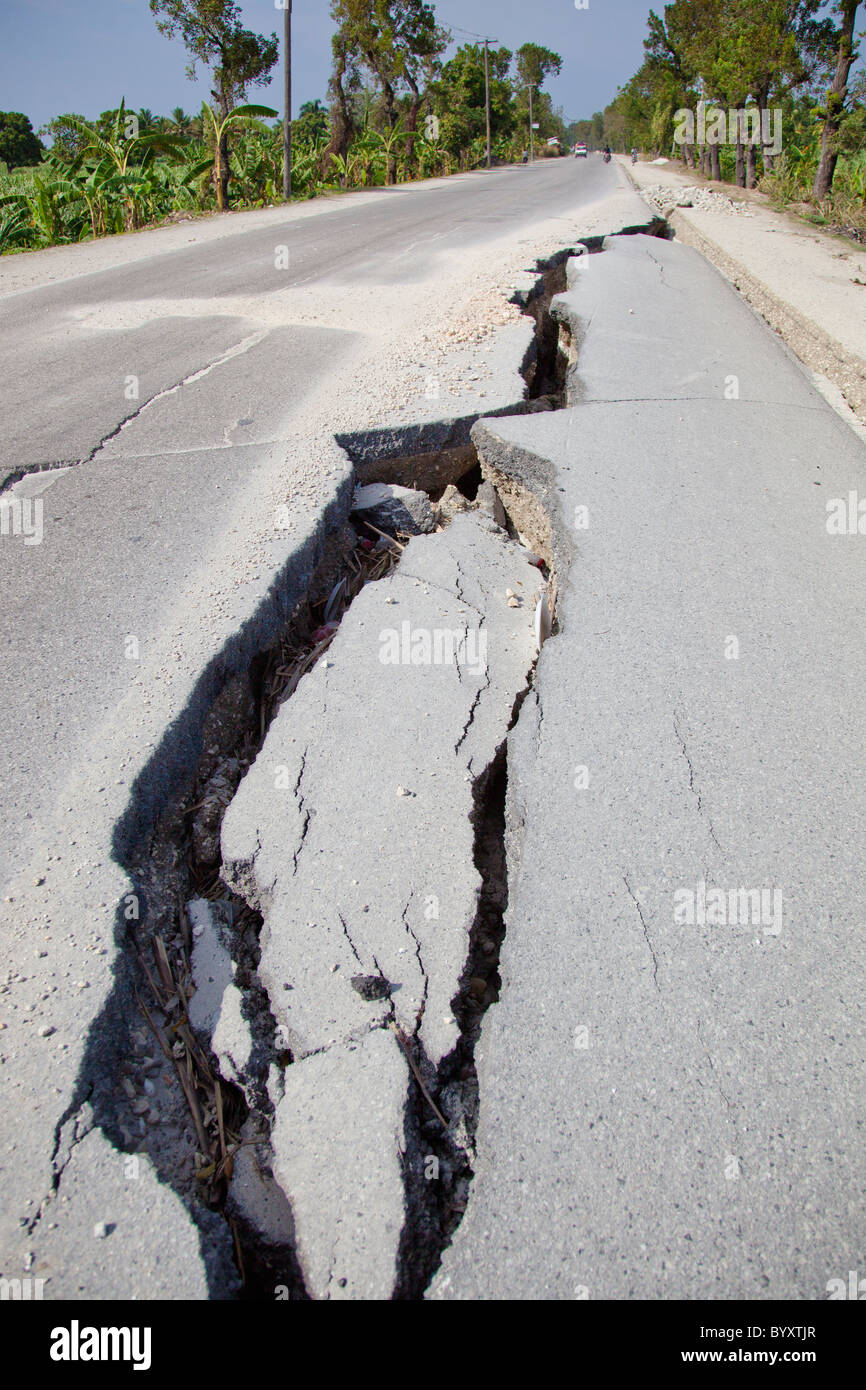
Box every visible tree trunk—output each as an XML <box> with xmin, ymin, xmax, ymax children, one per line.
<box><xmin>735</xmin><ymin>123</ymin><xmax>746</xmax><ymax>187</ymax></box>
<box><xmin>405</xmin><ymin>77</ymin><xmax>420</xmax><ymax>170</ymax></box>
<box><xmin>218</xmin><ymin>129</ymin><xmax>230</xmax><ymax>208</ymax></box>
<box><xmin>709</xmin><ymin>143</ymin><xmax>721</xmax><ymax>180</ymax></box>
<box><xmin>382</xmin><ymin>83</ymin><xmax>398</xmax><ymax>185</ymax></box>
<box><xmin>321</xmin><ymin>45</ymin><xmax>354</xmax><ymax>182</ymax></box>
<box><xmin>812</xmin><ymin>0</ymin><xmax>859</xmax><ymax>200</ymax></box>
<box><xmin>758</xmin><ymin>86</ymin><xmax>774</xmax><ymax>174</ymax></box>
<box><xmin>746</xmin><ymin>140</ymin><xmax>757</xmax><ymax>188</ymax></box>
<box><xmin>213</xmin><ymin>82</ymin><xmax>232</xmax><ymax>211</ymax></box>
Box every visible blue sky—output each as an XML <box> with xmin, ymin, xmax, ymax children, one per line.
<box><xmin>0</xmin><ymin>0</ymin><xmax>654</xmax><ymax>133</ymax></box>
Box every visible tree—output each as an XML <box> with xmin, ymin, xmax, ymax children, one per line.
<box><xmin>330</xmin><ymin>1</ymin><xmax>449</xmax><ymax>183</ymax></box>
<box><xmin>389</xmin><ymin>0</ymin><xmax>449</xmax><ymax>164</ymax></box>
<box><xmin>514</xmin><ymin>44</ymin><xmax>562</xmax><ymax>155</ymax></box>
<box><xmin>169</xmin><ymin>106</ymin><xmax>195</xmax><ymax>136</ymax></box>
<box><xmin>38</xmin><ymin>114</ymin><xmax>91</xmax><ymax>163</ymax></box>
<box><xmin>322</xmin><ymin>25</ymin><xmax>362</xmax><ymax>177</ymax></box>
<box><xmin>297</xmin><ymin>100</ymin><xmax>330</xmax><ymax>141</ymax></box>
<box><xmin>657</xmin><ymin>0</ymin><xmax>832</xmax><ymax>183</ymax></box>
<box><xmin>430</xmin><ymin>43</ymin><xmax>514</xmax><ymax>165</ymax></box>
<box><xmin>642</xmin><ymin>7</ymin><xmax>698</xmax><ymax>162</ymax></box>
<box><xmin>150</xmin><ymin>1</ymin><xmax>279</xmax><ymax>207</ymax></box>
<box><xmin>812</xmin><ymin>0</ymin><xmax>860</xmax><ymax>197</ymax></box>
<box><xmin>710</xmin><ymin>2</ymin><xmax>827</xmax><ymax>184</ymax></box>
<box><xmin>514</xmin><ymin>43</ymin><xmax>562</xmax><ymax>92</ymax></box>
<box><xmin>0</xmin><ymin>112</ymin><xmax>44</xmax><ymax>168</ymax></box>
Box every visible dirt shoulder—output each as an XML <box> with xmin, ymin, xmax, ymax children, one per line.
<box><xmin>625</xmin><ymin>157</ymin><xmax>866</xmax><ymax>437</ymax></box>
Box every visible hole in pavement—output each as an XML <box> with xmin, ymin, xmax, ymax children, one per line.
<box><xmin>64</xmin><ymin>225</ymin><xmax>658</xmax><ymax>1297</ymax></box>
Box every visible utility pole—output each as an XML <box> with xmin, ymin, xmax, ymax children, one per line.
<box><xmin>449</xmin><ymin>23</ymin><xmax>497</xmax><ymax>169</ymax></box>
<box><xmin>528</xmin><ymin>83</ymin><xmax>535</xmax><ymax>162</ymax></box>
<box><xmin>282</xmin><ymin>0</ymin><xmax>292</xmax><ymax>201</ymax></box>
<box><xmin>483</xmin><ymin>39</ymin><xmax>491</xmax><ymax>168</ymax></box>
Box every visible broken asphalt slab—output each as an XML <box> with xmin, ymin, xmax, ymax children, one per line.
<box><xmin>221</xmin><ymin>510</ymin><xmax>544</xmax><ymax>1297</ymax></box>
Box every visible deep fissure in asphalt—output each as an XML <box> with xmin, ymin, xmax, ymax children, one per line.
<box><xmin>73</xmin><ymin>224</ymin><xmax>670</xmax><ymax>1298</ymax></box>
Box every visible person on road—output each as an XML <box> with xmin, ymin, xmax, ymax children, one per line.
<box><xmin>631</xmin><ymin>147</ymin><xmax>638</xmax><ymax>164</ymax></box>
<box><xmin>522</xmin><ymin>148</ymin><xmax>528</xmax><ymax>164</ymax></box>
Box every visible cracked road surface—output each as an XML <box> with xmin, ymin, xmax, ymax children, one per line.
<box><xmin>0</xmin><ymin>159</ymin><xmax>632</xmax><ymax>1296</ymax></box>
<box><xmin>4</xmin><ymin>162</ymin><xmax>862</xmax><ymax>1301</ymax></box>
<box><xmin>0</xmin><ymin>159</ymin><xmax>619</xmax><ymax>888</ymax></box>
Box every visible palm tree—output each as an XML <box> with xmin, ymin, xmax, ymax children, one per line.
<box><xmin>199</xmin><ymin>101</ymin><xmax>278</xmax><ymax>210</ymax></box>
<box><xmin>170</xmin><ymin>107</ymin><xmax>193</xmax><ymax>138</ymax></box>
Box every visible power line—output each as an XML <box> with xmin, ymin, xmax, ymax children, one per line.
<box><xmin>443</xmin><ymin>22</ymin><xmax>499</xmax><ymax>43</ymax></box>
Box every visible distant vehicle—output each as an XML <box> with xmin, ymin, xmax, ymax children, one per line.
<box><xmin>573</xmin><ymin>142</ymin><xmax>587</xmax><ymax>158</ymax></box>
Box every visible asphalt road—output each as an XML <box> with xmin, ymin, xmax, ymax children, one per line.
<box><xmin>0</xmin><ymin>157</ymin><xmax>632</xmax><ymax>1294</ymax></box>
<box><xmin>1</xmin><ymin>158</ymin><xmax>615</xmax><ymax>480</ymax></box>
<box><xmin>3</xmin><ymin>159</ymin><xmax>863</xmax><ymax>1301</ymax></box>
<box><xmin>0</xmin><ymin>157</ymin><xmax>619</xmax><ymax>888</ymax></box>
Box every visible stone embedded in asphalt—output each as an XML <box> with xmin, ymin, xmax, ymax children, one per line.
<box><xmin>351</xmin><ymin>482</ymin><xmax>435</xmax><ymax>536</ymax></box>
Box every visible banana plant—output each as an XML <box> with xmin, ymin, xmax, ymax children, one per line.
<box><xmin>329</xmin><ymin>149</ymin><xmax>360</xmax><ymax>189</ymax></box>
<box><xmin>228</xmin><ymin>129</ymin><xmax>281</xmax><ymax>205</ymax></box>
<box><xmin>845</xmin><ymin>153</ymin><xmax>866</xmax><ymax>201</ymax></box>
<box><xmin>353</xmin><ymin>131</ymin><xmax>386</xmax><ymax>187</ymax></box>
<box><xmin>63</xmin><ymin>99</ymin><xmax>186</xmax><ymax>230</ymax></box>
<box><xmin>370</xmin><ymin>121</ymin><xmax>415</xmax><ymax>184</ymax></box>
<box><xmin>414</xmin><ymin>136</ymin><xmax>442</xmax><ymax>180</ymax></box>
<box><xmin>291</xmin><ymin>138</ymin><xmax>327</xmax><ymax>197</ymax></box>
<box><xmin>0</xmin><ymin>198</ymin><xmax>33</xmax><ymax>254</ymax></box>
<box><xmin>27</xmin><ymin>173</ymin><xmax>84</xmax><ymax>245</ymax></box>
<box><xmin>199</xmin><ymin>102</ymin><xmax>278</xmax><ymax>211</ymax></box>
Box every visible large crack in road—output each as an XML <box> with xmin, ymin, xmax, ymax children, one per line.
<box><xmin>18</xmin><ymin>211</ymin><xmax>673</xmax><ymax>1300</ymax></box>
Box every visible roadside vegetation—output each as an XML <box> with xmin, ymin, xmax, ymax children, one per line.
<box><xmin>568</xmin><ymin>1</ymin><xmax>865</xmax><ymax>240</ymax></box>
<box><xmin>0</xmin><ymin>0</ymin><xmax>567</xmax><ymax>256</ymax></box>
